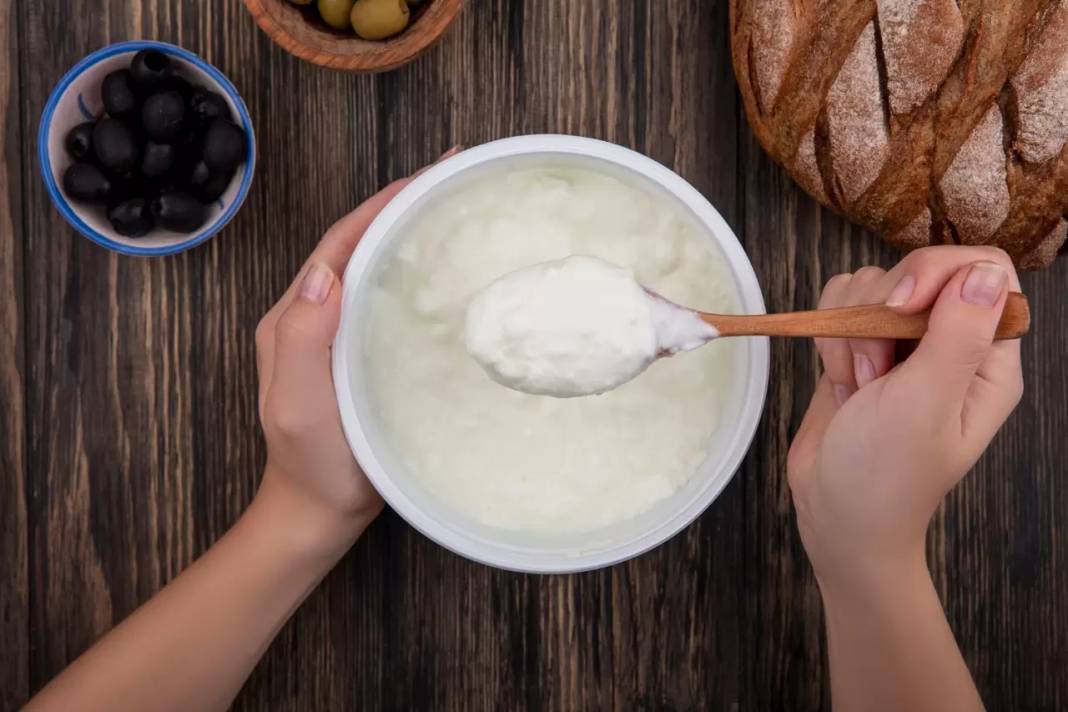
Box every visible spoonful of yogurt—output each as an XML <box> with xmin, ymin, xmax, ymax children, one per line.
<box><xmin>464</xmin><ymin>255</ymin><xmax>1030</xmax><ymax>398</ymax></box>
<box><xmin>465</xmin><ymin>255</ymin><xmax>714</xmax><ymax>397</ymax></box>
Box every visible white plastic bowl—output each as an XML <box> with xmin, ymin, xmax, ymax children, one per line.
<box><xmin>333</xmin><ymin>135</ymin><xmax>769</xmax><ymax>573</ymax></box>
<box><xmin>38</xmin><ymin>40</ymin><xmax>256</xmax><ymax>257</ymax></box>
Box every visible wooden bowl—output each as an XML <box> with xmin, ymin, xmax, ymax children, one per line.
<box><xmin>241</xmin><ymin>0</ymin><xmax>464</xmax><ymax>72</ymax></box>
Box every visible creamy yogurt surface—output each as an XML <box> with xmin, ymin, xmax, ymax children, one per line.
<box><xmin>363</xmin><ymin>166</ymin><xmax>738</xmax><ymax>533</ymax></box>
<box><xmin>464</xmin><ymin>255</ymin><xmax>719</xmax><ymax>397</ymax></box>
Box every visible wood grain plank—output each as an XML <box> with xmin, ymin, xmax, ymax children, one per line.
<box><xmin>944</xmin><ymin>259</ymin><xmax>1068</xmax><ymax>711</ymax></box>
<box><xmin>0</xmin><ymin>0</ymin><xmax>28</xmax><ymax>707</ymax></box>
<box><xmin>18</xmin><ymin>0</ymin><xmax>199</xmax><ymax>694</ymax></box>
<box><xmin>739</xmin><ymin>125</ymin><xmax>830</xmax><ymax>712</ymax></box>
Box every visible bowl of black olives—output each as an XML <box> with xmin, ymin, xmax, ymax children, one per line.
<box><xmin>38</xmin><ymin>41</ymin><xmax>255</xmax><ymax>256</ymax></box>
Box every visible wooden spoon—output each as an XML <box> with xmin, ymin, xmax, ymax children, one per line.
<box><xmin>699</xmin><ymin>292</ymin><xmax>1030</xmax><ymax>341</ymax></box>
<box><xmin>465</xmin><ymin>255</ymin><xmax>1031</xmax><ymax>399</ymax></box>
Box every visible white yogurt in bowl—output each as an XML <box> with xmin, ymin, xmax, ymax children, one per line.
<box><xmin>334</xmin><ymin>135</ymin><xmax>768</xmax><ymax>573</ymax></box>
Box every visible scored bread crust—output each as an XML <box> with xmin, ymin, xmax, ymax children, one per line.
<box><xmin>731</xmin><ymin>0</ymin><xmax>1068</xmax><ymax>268</ymax></box>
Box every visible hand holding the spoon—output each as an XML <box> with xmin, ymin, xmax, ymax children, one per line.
<box><xmin>789</xmin><ymin>244</ymin><xmax>1024</xmax><ymax>585</ymax></box>
<box><xmin>787</xmin><ymin>246</ymin><xmax>1024</xmax><ymax>712</ymax></box>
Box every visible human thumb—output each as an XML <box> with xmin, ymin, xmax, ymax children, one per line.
<box><xmin>269</xmin><ymin>262</ymin><xmax>342</xmax><ymax>422</ymax></box>
<box><xmin>897</xmin><ymin>260</ymin><xmax>1009</xmax><ymax>411</ymax></box>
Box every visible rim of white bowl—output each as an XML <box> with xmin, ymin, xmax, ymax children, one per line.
<box><xmin>37</xmin><ymin>40</ymin><xmax>256</xmax><ymax>257</ymax></box>
<box><xmin>333</xmin><ymin>135</ymin><xmax>770</xmax><ymax>574</ymax></box>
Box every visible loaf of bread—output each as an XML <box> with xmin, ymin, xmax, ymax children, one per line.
<box><xmin>731</xmin><ymin>0</ymin><xmax>1068</xmax><ymax>268</ymax></box>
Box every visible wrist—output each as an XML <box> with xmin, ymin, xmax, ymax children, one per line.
<box><xmin>247</xmin><ymin>467</ymin><xmax>375</xmax><ymax>565</ymax></box>
<box><xmin>817</xmin><ymin>550</ymin><xmax>932</xmax><ymax>619</ymax></box>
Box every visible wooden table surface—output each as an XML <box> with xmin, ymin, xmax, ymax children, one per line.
<box><xmin>3</xmin><ymin>1</ymin><xmax>1067</xmax><ymax>710</ymax></box>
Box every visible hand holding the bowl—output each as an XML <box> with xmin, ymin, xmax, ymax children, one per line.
<box><xmin>25</xmin><ymin>161</ymin><xmax>455</xmax><ymax>712</ymax></box>
<box><xmin>255</xmin><ymin>148</ymin><xmax>459</xmax><ymax>552</ymax></box>
<box><xmin>788</xmin><ymin>246</ymin><xmax>1023</xmax><ymax>712</ymax></box>
<box><xmin>254</xmin><ymin>174</ymin><xmax>424</xmax><ymax>552</ymax></box>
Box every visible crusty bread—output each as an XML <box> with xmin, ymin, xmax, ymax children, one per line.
<box><xmin>731</xmin><ymin>0</ymin><xmax>1068</xmax><ymax>268</ymax></box>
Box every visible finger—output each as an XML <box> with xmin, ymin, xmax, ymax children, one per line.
<box><xmin>256</xmin><ymin>178</ymin><xmax>409</xmax><ymax>364</ymax></box>
<box><xmin>788</xmin><ymin>376</ymin><xmax>841</xmax><ymax>484</ymax></box>
<box><xmin>895</xmin><ymin>260</ymin><xmax>1010</xmax><ymax>415</ymax></box>
<box><xmin>966</xmin><ymin>290</ymin><xmax>1024</xmax><ymax>443</ymax></box>
<box><xmin>311</xmin><ymin>146</ymin><xmax>463</xmax><ymax>276</ymax></box>
<box><xmin>255</xmin><ymin>315</ymin><xmax>274</xmax><ymax>422</ymax></box>
<box><xmin>429</xmin><ymin>144</ymin><xmax>462</xmax><ymax>165</ymax></box>
<box><xmin>962</xmin><ymin>371</ymin><xmax>1023</xmax><ymax>448</ymax></box>
<box><xmin>961</xmin><ymin>351</ymin><xmax>1024</xmax><ymax>445</ymax></box>
<box><xmin>264</xmin><ymin>263</ymin><xmax>343</xmax><ymax>436</ymax></box>
<box><xmin>258</xmin><ymin>162</ymin><xmax>433</xmax><ymax>394</ymax></box>
<box><xmin>842</xmin><ymin>266</ymin><xmax>895</xmax><ymax>389</ymax></box>
<box><xmin>311</xmin><ymin>178</ymin><xmax>413</xmax><ymax>277</ymax></box>
<box><xmin>815</xmin><ymin>273</ymin><xmax>857</xmax><ymax>402</ymax></box>
<box><xmin>258</xmin><ymin>148</ymin><xmax>462</xmax><ymax>427</ymax></box>
<box><xmin>879</xmin><ymin>245</ymin><xmax>1020</xmax><ymax>313</ymax></box>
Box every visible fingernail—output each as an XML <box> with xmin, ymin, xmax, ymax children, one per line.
<box><xmin>438</xmin><ymin>144</ymin><xmax>462</xmax><ymax>161</ymax></box>
<box><xmin>885</xmin><ymin>275</ymin><xmax>916</xmax><ymax>307</ymax></box>
<box><xmin>410</xmin><ymin>147</ymin><xmax>462</xmax><ymax>178</ymax></box>
<box><xmin>833</xmin><ymin>384</ymin><xmax>852</xmax><ymax>406</ymax></box>
<box><xmin>299</xmin><ymin>263</ymin><xmax>333</xmax><ymax>305</ymax></box>
<box><xmin>961</xmin><ymin>261</ymin><xmax>1007</xmax><ymax>307</ymax></box>
<box><xmin>854</xmin><ymin>353</ymin><xmax>876</xmax><ymax>388</ymax></box>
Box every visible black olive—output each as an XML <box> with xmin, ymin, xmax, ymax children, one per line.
<box><xmin>202</xmin><ymin>119</ymin><xmax>245</xmax><ymax>172</ymax></box>
<box><xmin>157</xmin><ymin>75</ymin><xmax>194</xmax><ymax>102</ymax></box>
<box><xmin>92</xmin><ymin>118</ymin><xmax>140</xmax><ymax>174</ymax></box>
<box><xmin>108</xmin><ymin>198</ymin><xmax>154</xmax><ymax>237</ymax></box>
<box><xmin>189</xmin><ymin>89</ymin><xmax>231</xmax><ymax>125</ymax></box>
<box><xmin>151</xmin><ymin>191</ymin><xmax>208</xmax><ymax>233</ymax></box>
<box><xmin>141</xmin><ymin>90</ymin><xmax>186</xmax><ymax>142</ymax></box>
<box><xmin>158</xmin><ymin>125</ymin><xmax>202</xmax><ymax>181</ymax></box>
<box><xmin>62</xmin><ymin>162</ymin><xmax>112</xmax><ymax>202</ymax></box>
<box><xmin>141</xmin><ymin>142</ymin><xmax>176</xmax><ymax>178</ymax></box>
<box><xmin>179</xmin><ymin>122</ymin><xmax>205</xmax><ymax>154</ymax></box>
<box><xmin>114</xmin><ymin>167</ymin><xmax>155</xmax><ymax>202</ymax></box>
<box><xmin>189</xmin><ymin>161</ymin><xmax>233</xmax><ymax>203</ymax></box>
<box><xmin>65</xmin><ymin>122</ymin><xmax>95</xmax><ymax>160</ymax></box>
<box><xmin>101</xmin><ymin>69</ymin><xmax>137</xmax><ymax>118</ymax></box>
<box><xmin>189</xmin><ymin>160</ymin><xmax>211</xmax><ymax>187</ymax></box>
<box><xmin>198</xmin><ymin>172</ymin><xmax>233</xmax><ymax>203</ymax></box>
<box><xmin>129</xmin><ymin>49</ymin><xmax>173</xmax><ymax>88</ymax></box>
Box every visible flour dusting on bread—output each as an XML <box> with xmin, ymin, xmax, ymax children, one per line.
<box><xmin>795</xmin><ymin>129</ymin><xmax>827</xmax><ymax>202</ymax></box>
<box><xmin>941</xmin><ymin>106</ymin><xmax>1010</xmax><ymax>242</ymax></box>
<box><xmin>876</xmin><ymin>0</ymin><xmax>964</xmax><ymax>115</ymax></box>
<box><xmin>1020</xmin><ymin>219</ymin><xmax>1068</xmax><ymax>269</ymax></box>
<box><xmin>894</xmin><ymin>208</ymin><xmax>932</xmax><ymax>248</ymax></box>
<box><xmin>751</xmin><ymin>0</ymin><xmax>799</xmax><ymax>112</ymax></box>
<box><xmin>826</xmin><ymin>22</ymin><xmax>889</xmax><ymax>205</ymax></box>
<box><xmin>1011</xmin><ymin>2</ymin><xmax>1068</xmax><ymax>163</ymax></box>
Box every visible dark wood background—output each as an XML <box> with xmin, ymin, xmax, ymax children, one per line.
<box><xmin>2</xmin><ymin>1</ymin><xmax>1067</xmax><ymax>710</ymax></box>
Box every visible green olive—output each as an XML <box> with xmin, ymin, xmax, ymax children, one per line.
<box><xmin>287</xmin><ymin>0</ymin><xmax>313</xmax><ymax>5</ymax></box>
<box><xmin>350</xmin><ymin>0</ymin><xmax>410</xmax><ymax>40</ymax></box>
<box><xmin>317</xmin><ymin>0</ymin><xmax>356</xmax><ymax>29</ymax></box>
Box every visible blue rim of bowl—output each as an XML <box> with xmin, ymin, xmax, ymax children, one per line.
<box><xmin>37</xmin><ymin>40</ymin><xmax>256</xmax><ymax>257</ymax></box>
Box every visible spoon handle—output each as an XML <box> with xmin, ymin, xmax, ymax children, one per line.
<box><xmin>705</xmin><ymin>292</ymin><xmax>1030</xmax><ymax>340</ymax></box>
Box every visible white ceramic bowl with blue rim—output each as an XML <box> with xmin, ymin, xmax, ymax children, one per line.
<box><xmin>38</xmin><ymin>40</ymin><xmax>256</xmax><ymax>257</ymax></box>
<box><xmin>333</xmin><ymin>135</ymin><xmax>770</xmax><ymax>574</ymax></box>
